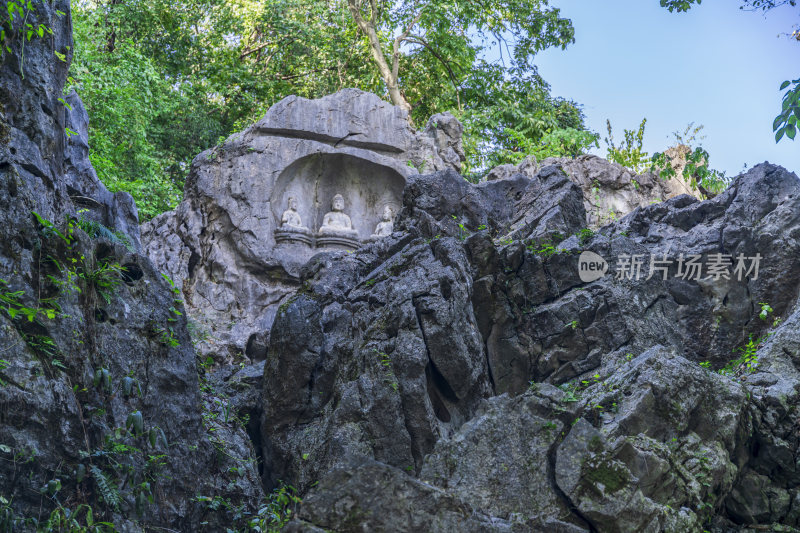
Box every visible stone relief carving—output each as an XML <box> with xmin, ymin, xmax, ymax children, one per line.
<box><xmin>280</xmin><ymin>197</ymin><xmax>308</xmax><ymax>230</ymax></box>
<box><xmin>317</xmin><ymin>193</ymin><xmax>360</xmax><ymax>248</ymax></box>
<box><xmin>274</xmin><ymin>190</ymin><xmax>398</xmax><ymax>250</ymax></box>
<box><xmin>318</xmin><ymin>194</ymin><xmax>357</xmax><ymax>236</ymax></box>
<box><xmin>274</xmin><ymin>196</ymin><xmax>312</xmax><ymax>245</ymax></box>
<box><xmin>371</xmin><ymin>205</ymin><xmax>394</xmax><ymax>238</ymax></box>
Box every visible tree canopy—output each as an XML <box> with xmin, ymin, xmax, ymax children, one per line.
<box><xmin>69</xmin><ymin>0</ymin><xmax>594</xmax><ymax>218</ymax></box>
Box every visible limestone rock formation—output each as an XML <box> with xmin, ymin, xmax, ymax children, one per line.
<box><xmin>272</xmin><ymin>162</ymin><xmax>800</xmax><ymax>532</ymax></box>
<box><xmin>6</xmin><ymin>2</ymin><xmax>800</xmax><ymax>529</ymax></box>
<box><xmin>487</xmin><ymin>154</ymin><xmax>702</xmax><ymax>228</ymax></box>
<box><xmin>141</xmin><ymin>92</ymin><xmax>701</xmax><ymax>367</ymax></box>
<box><xmin>0</xmin><ymin>5</ymin><xmax>262</xmax><ymax>530</ymax></box>
<box><xmin>142</xmin><ymin>90</ymin><xmax>465</xmax><ymax>364</ymax></box>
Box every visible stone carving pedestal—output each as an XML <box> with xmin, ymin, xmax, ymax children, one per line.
<box><xmin>274</xmin><ymin>228</ymin><xmax>313</xmax><ymax>246</ymax></box>
<box><xmin>316</xmin><ymin>233</ymin><xmax>360</xmax><ymax>250</ymax></box>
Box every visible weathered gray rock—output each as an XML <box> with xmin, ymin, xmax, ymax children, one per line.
<box><xmin>725</xmin><ymin>470</ymin><xmax>791</xmax><ymax>524</ymax></box>
<box><xmin>259</xmin><ymin>165</ymin><xmax>588</xmax><ymax>495</ymax></box>
<box><xmin>423</xmin><ymin>112</ymin><xmax>466</xmax><ymax>172</ymax></box>
<box><xmin>472</xmin><ymin>162</ymin><xmax>800</xmax><ymax>394</ymax></box>
<box><xmin>0</xmin><ymin>5</ymin><xmax>263</xmax><ymax>530</ymax></box>
<box><xmin>420</xmin><ymin>386</ymin><xmax>588</xmax><ymax>532</ymax></box>
<box><xmin>484</xmin><ymin>156</ymin><xmax>539</xmax><ymax>182</ymax></box>
<box><xmin>0</xmin><ymin>0</ymin><xmax>72</xmax><ymax>225</ymax></box>
<box><xmin>142</xmin><ymin>90</ymin><xmax>465</xmax><ymax>365</ymax></box>
<box><xmin>715</xmin><ymin>290</ymin><xmax>800</xmax><ymax>529</ymax></box>
<box><xmin>0</xmin><ymin>6</ymin><xmax>138</xmax><ymax>251</ymax></box>
<box><xmin>7</xmin><ymin>7</ymin><xmax>800</xmax><ymax>528</ymax></box>
<box><xmin>487</xmin><ymin>154</ymin><xmax>702</xmax><ymax>228</ymax></box>
<box><xmin>285</xmin><ymin>456</ymin><xmax>518</xmax><ymax>532</ymax></box>
<box><xmin>553</xmin><ymin>346</ymin><xmax>748</xmax><ymax>532</ymax></box>
<box><xmin>263</xmin><ymin>160</ymin><xmax>800</xmax><ymax>532</ymax></box>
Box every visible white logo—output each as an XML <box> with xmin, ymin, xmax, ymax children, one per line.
<box><xmin>578</xmin><ymin>251</ymin><xmax>608</xmax><ymax>282</ymax></box>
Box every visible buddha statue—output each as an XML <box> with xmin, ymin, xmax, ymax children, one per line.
<box><xmin>371</xmin><ymin>206</ymin><xmax>394</xmax><ymax>238</ymax></box>
<box><xmin>316</xmin><ymin>193</ymin><xmax>359</xmax><ymax>249</ymax></box>
<box><xmin>318</xmin><ymin>194</ymin><xmax>358</xmax><ymax>237</ymax></box>
<box><xmin>274</xmin><ymin>196</ymin><xmax>312</xmax><ymax>245</ymax></box>
<box><xmin>280</xmin><ymin>197</ymin><xmax>307</xmax><ymax>231</ymax></box>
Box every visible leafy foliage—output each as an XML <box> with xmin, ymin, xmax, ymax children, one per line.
<box><xmin>605</xmin><ymin>118</ymin><xmax>650</xmax><ymax>174</ymax></box>
<box><xmin>249</xmin><ymin>482</ymin><xmax>302</xmax><ymax>532</ymax></box>
<box><xmin>661</xmin><ymin>0</ymin><xmax>797</xmax><ymax>12</ymax></box>
<box><xmin>67</xmin><ymin>0</ymin><xmax>380</xmax><ymax>219</ymax></box>
<box><xmin>775</xmin><ymin>78</ymin><xmax>800</xmax><ymax>142</ymax></box>
<box><xmin>69</xmin><ymin>0</ymin><xmax>594</xmax><ymax>211</ymax></box>
<box><xmin>719</xmin><ymin>334</ymin><xmax>768</xmax><ymax>377</ymax></box>
<box><xmin>0</xmin><ymin>278</ymin><xmax>57</xmax><ymax>323</ymax></box>
<box><xmin>460</xmin><ymin>71</ymin><xmax>591</xmax><ymax>174</ymax></box>
<box><xmin>76</xmin><ymin>212</ymin><xmax>134</xmax><ymax>253</ymax></box>
<box><xmin>39</xmin><ymin>503</ymin><xmax>116</xmax><ymax>532</ymax></box>
<box><xmin>650</xmin><ymin>123</ymin><xmax>729</xmax><ymax>196</ymax></box>
<box><xmin>343</xmin><ymin>0</ymin><xmax>574</xmax><ymax>111</ymax></box>
<box><xmin>0</xmin><ymin>359</ymin><xmax>8</xmax><ymax>387</ymax></box>
<box><xmin>89</xmin><ymin>466</ymin><xmax>121</xmax><ymax>511</ymax></box>
<box><xmin>67</xmin><ymin>22</ymin><xmax>184</xmax><ymax>219</ymax></box>
<box><xmin>651</xmin><ymin>147</ymin><xmax>728</xmax><ymax>196</ymax></box>
<box><xmin>530</xmin><ymin>128</ymin><xmax>600</xmax><ymax>160</ymax></box>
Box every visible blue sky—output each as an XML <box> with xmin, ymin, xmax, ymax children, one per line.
<box><xmin>527</xmin><ymin>0</ymin><xmax>800</xmax><ymax>177</ymax></box>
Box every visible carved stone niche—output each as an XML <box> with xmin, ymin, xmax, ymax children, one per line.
<box><xmin>271</xmin><ymin>153</ymin><xmax>404</xmax><ymax>251</ymax></box>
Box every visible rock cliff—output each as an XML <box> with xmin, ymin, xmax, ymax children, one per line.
<box><xmin>263</xmin><ymin>162</ymin><xmax>800</xmax><ymax>532</ymax></box>
<box><xmin>142</xmin><ymin>91</ymin><xmax>464</xmax><ymax>365</ymax></box>
<box><xmin>0</xmin><ymin>3</ymin><xmax>262</xmax><ymax>530</ymax></box>
<box><xmin>3</xmin><ymin>2</ymin><xmax>800</xmax><ymax>531</ymax></box>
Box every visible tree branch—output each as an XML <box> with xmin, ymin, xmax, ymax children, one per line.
<box><xmin>347</xmin><ymin>0</ymin><xmax>411</xmax><ymax>111</ymax></box>
<box><xmin>239</xmin><ymin>41</ymin><xmax>271</xmax><ymax>59</ymax></box>
<box><xmin>392</xmin><ymin>8</ymin><xmax>425</xmax><ymax>81</ymax></box>
<box><xmin>369</xmin><ymin>0</ymin><xmax>378</xmax><ymax>24</ymax></box>
<box><xmin>406</xmin><ymin>35</ymin><xmax>463</xmax><ymax>110</ymax></box>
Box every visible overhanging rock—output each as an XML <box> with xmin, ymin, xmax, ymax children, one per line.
<box><xmin>142</xmin><ymin>89</ymin><xmax>464</xmax><ymax>362</ymax></box>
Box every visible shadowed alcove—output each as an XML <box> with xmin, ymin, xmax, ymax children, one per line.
<box><xmin>271</xmin><ymin>153</ymin><xmax>405</xmax><ymax>243</ymax></box>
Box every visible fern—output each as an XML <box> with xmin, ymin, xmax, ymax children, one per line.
<box><xmin>77</xmin><ymin>214</ymin><xmax>135</xmax><ymax>253</ymax></box>
<box><xmin>90</xmin><ymin>465</ymin><xmax>121</xmax><ymax>511</ymax></box>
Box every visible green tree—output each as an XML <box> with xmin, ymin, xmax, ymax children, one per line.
<box><xmin>605</xmin><ymin>118</ymin><xmax>650</xmax><ymax>173</ymax></box>
<box><xmin>69</xmin><ymin>21</ymin><xmax>183</xmax><ymax>218</ymax></box>
<box><xmin>459</xmin><ymin>67</ymin><xmax>592</xmax><ymax>174</ymax></box>
<box><xmin>70</xmin><ymin>0</ymin><xmax>593</xmax><ymax>215</ymax></box>
<box><xmin>343</xmin><ymin>0</ymin><xmax>574</xmax><ymax>113</ymax></box>
<box><xmin>70</xmin><ymin>0</ymin><xmax>378</xmax><ymax>218</ymax></box>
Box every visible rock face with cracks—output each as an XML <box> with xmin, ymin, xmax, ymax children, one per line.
<box><xmin>272</xmin><ymin>161</ymin><xmax>800</xmax><ymax>532</ymax></box>
<box><xmin>4</xmin><ymin>3</ymin><xmax>800</xmax><ymax>528</ymax></box>
<box><xmin>141</xmin><ymin>95</ymin><xmax>696</xmax><ymax>371</ymax></box>
<box><xmin>486</xmin><ymin>154</ymin><xmax>702</xmax><ymax>228</ymax></box>
<box><xmin>0</xmin><ymin>4</ymin><xmax>263</xmax><ymax>530</ymax></box>
<box><xmin>142</xmin><ymin>90</ymin><xmax>464</xmax><ymax>366</ymax></box>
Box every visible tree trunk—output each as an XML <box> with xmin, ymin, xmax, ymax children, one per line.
<box><xmin>347</xmin><ymin>1</ymin><xmax>412</xmax><ymax>113</ymax></box>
